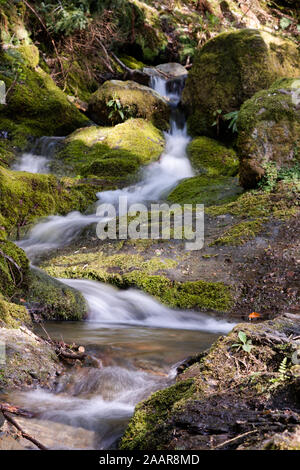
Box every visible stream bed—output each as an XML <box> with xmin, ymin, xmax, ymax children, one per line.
<box><xmin>7</xmin><ymin>71</ymin><xmax>236</xmax><ymax>450</ymax></box>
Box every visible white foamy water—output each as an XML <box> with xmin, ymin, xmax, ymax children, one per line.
<box><xmin>10</xmin><ymin>364</ymin><xmax>174</xmax><ymax>449</ymax></box>
<box><xmin>12</xmin><ymin>136</ymin><xmax>64</xmax><ymax>174</ymax></box>
<box><xmin>18</xmin><ymin>76</ymin><xmax>193</xmax><ymax>256</ymax></box>
<box><xmin>12</xmin><ymin>153</ymin><xmax>49</xmax><ymax>173</ymax></box>
<box><xmin>61</xmin><ymin>278</ymin><xmax>235</xmax><ymax>333</ymax></box>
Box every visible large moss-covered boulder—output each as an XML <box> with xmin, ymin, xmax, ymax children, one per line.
<box><xmin>237</xmin><ymin>78</ymin><xmax>300</xmax><ymax>189</ymax></box>
<box><xmin>87</xmin><ymin>80</ymin><xmax>170</xmax><ymax>130</ymax></box>
<box><xmin>187</xmin><ymin>137</ymin><xmax>239</xmax><ymax>176</ymax></box>
<box><xmin>182</xmin><ymin>29</ymin><xmax>300</xmax><ymax>137</ymax></box>
<box><xmin>55</xmin><ymin>119</ymin><xmax>165</xmax><ymax>177</ymax></box>
<box><xmin>0</xmin><ymin>49</ymin><xmax>89</xmax><ymax>147</ymax></box>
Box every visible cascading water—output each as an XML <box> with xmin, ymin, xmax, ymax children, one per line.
<box><xmin>61</xmin><ymin>278</ymin><xmax>234</xmax><ymax>332</ymax></box>
<box><xmin>12</xmin><ymin>136</ymin><xmax>64</xmax><ymax>174</ymax></box>
<box><xmin>9</xmin><ymin>73</ymin><xmax>236</xmax><ymax>450</ymax></box>
<box><xmin>18</xmin><ymin>76</ymin><xmax>194</xmax><ymax>255</ymax></box>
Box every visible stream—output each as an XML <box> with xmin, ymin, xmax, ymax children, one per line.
<box><xmin>8</xmin><ymin>73</ymin><xmax>235</xmax><ymax>449</ymax></box>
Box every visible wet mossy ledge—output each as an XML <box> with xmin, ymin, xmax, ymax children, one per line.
<box><xmin>187</xmin><ymin>137</ymin><xmax>239</xmax><ymax>177</ymax></box>
<box><xmin>21</xmin><ymin>268</ymin><xmax>88</xmax><ymax>322</ymax></box>
<box><xmin>53</xmin><ymin>119</ymin><xmax>165</xmax><ymax>177</ymax></box>
<box><xmin>206</xmin><ymin>181</ymin><xmax>299</xmax><ymax>246</ymax></box>
<box><xmin>182</xmin><ymin>29</ymin><xmax>300</xmax><ymax>137</ymax></box>
<box><xmin>167</xmin><ymin>136</ymin><xmax>241</xmax><ymax>206</ymax></box>
<box><xmin>0</xmin><ymin>166</ymin><xmax>97</xmax><ymax>237</ymax></box>
<box><xmin>42</xmin><ymin>252</ymin><xmax>233</xmax><ymax>313</ymax></box>
<box><xmin>120</xmin><ymin>314</ymin><xmax>300</xmax><ymax>450</ymax></box>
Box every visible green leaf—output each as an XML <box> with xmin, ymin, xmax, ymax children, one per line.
<box><xmin>238</xmin><ymin>331</ymin><xmax>247</xmax><ymax>344</ymax></box>
<box><xmin>280</xmin><ymin>17</ymin><xmax>292</xmax><ymax>30</ymax></box>
<box><xmin>243</xmin><ymin>343</ymin><xmax>252</xmax><ymax>353</ymax></box>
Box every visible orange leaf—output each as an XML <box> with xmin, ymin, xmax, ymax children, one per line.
<box><xmin>248</xmin><ymin>312</ymin><xmax>261</xmax><ymax>319</ymax></box>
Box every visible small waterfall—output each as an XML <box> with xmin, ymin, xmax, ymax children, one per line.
<box><xmin>61</xmin><ymin>278</ymin><xmax>234</xmax><ymax>333</ymax></box>
<box><xmin>12</xmin><ymin>136</ymin><xmax>64</xmax><ymax>174</ymax></box>
<box><xmin>19</xmin><ymin>76</ymin><xmax>193</xmax><ymax>255</ymax></box>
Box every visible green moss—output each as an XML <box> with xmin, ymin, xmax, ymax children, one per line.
<box><xmin>0</xmin><ymin>295</ymin><xmax>31</xmax><ymax>328</ymax></box>
<box><xmin>187</xmin><ymin>137</ymin><xmax>239</xmax><ymax>176</ymax></box>
<box><xmin>206</xmin><ymin>184</ymin><xmax>299</xmax><ymax>220</ymax></box>
<box><xmin>0</xmin><ymin>137</ymin><xmax>15</xmax><ymax>166</ymax></box>
<box><xmin>55</xmin><ymin>119</ymin><xmax>165</xmax><ymax>176</ymax></box>
<box><xmin>0</xmin><ymin>51</ymin><xmax>89</xmax><ymax>143</ymax></box>
<box><xmin>0</xmin><ymin>240</ymin><xmax>29</xmax><ymax>298</ymax></box>
<box><xmin>44</xmin><ymin>254</ymin><xmax>233</xmax><ymax>312</ymax></box>
<box><xmin>167</xmin><ymin>175</ymin><xmax>242</xmax><ymax>206</ymax></box>
<box><xmin>81</xmin><ymin>150</ymin><xmax>141</xmax><ymax>178</ymax></box>
<box><xmin>0</xmin><ymin>167</ymin><xmax>97</xmax><ymax>236</ymax></box>
<box><xmin>237</xmin><ymin>78</ymin><xmax>300</xmax><ymax>189</ymax></box>
<box><xmin>182</xmin><ymin>29</ymin><xmax>300</xmax><ymax>137</ymax></box>
<box><xmin>22</xmin><ymin>268</ymin><xmax>87</xmax><ymax>321</ymax></box>
<box><xmin>211</xmin><ymin>219</ymin><xmax>265</xmax><ymax>246</ymax></box>
<box><xmin>87</xmin><ymin>80</ymin><xmax>170</xmax><ymax>130</ymax></box>
<box><xmin>119</xmin><ymin>55</ymin><xmax>145</xmax><ymax>70</ymax></box>
<box><xmin>120</xmin><ymin>379</ymin><xmax>195</xmax><ymax>450</ymax></box>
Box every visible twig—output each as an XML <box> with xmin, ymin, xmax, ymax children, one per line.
<box><xmin>0</xmin><ymin>403</ymin><xmax>33</xmax><ymax>418</ymax></box>
<box><xmin>212</xmin><ymin>429</ymin><xmax>257</xmax><ymax>449</ymax></box>
<box><xmin>2</xmin><ymin>411</ymin><xmax>48</xmax><ymax>450</ymax></box>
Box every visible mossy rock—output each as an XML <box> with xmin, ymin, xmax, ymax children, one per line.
<box><xmin>120</xmin><ymin>379</ymin><xmax>195</xmax><ymax>450</ymax></box>
<box><xmin>23</xmin><ymin>268</ymin><xmax>87</xmax><ymax>321</ymax></box>
<box><xmin>182</xmin><ymin>29</ymin><xmax>300</xmax><ymax>137</ymax></box>
<box><xmin>0</xmin><ymin>295</ymin><xmax>31</xmax><ymax>328</ymax></box>
<box><xmin>187</xmin><ymin>137</ymin><xmax>239</xmax><ymax>176</ymax></box>
<box><xmin>87</xmin><ymin>80</ymin><xmax>170</xmax><ymax>130</ymax></box>
<box><xmin>206</xmin><ymin>182</ymin><xmax>299</xmax><ymax>220</ymax></box>
<box><xmin>0</xmin><ymin>166</ymin><xmax>97</xmax><ymax>236</ymax></box>
<box><xmin>0</xmin><ymin>240</ymin><xmax>29</xmax><ymax>299</ymax></box>
<box><xmin>237</xmin><ymin>78</ymin><xmax>300</xmax><ymax>189</ymax></box>
<box><xmin>55</xmin><ymin>119</ymin><xmax>165</xmax><ymax>176</ymax></box>
<box><xmin>81</xmin><ymin>151</ymin><xmax>141</xmax><ymax>178</ymax></box>
<box><xmin>119</xmin><ymin>55</ymin><xmax>145</xmax><ymax>70</ymax></box>
<box><xmin>121</xmin><ymin>315</ymin><xmax>300</xmax><ymax>450</ymax></box>
<box><xmin>0</xmin><ymin>50</ymin><xmax>89</xmax><ymax>145</ymax></box>
<box><xmin>167</xmin><ymin>175</ymin><xmax>242</xmax><ymax>206</ymax></box>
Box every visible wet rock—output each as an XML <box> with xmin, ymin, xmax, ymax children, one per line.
<box><xmin>23</xmin><ymin>267</ymin><xmax>88</xmax><ymax>321</ymax></box>
<box><xmin>0</xmin><ymin>326</ymin><xmax>62</xmax><ymax>391</ymax></box>
<box><xmin>237</xmin><ymin>78</ymin><xmax>300</xmax><ymax>189</ymax></box>
<box><xmin>12</xmin><ymin>417</ymin><xmax>96</xmax><ymax>450</ymax></box>
<box><xmin>143</xmin><ymin>63</ymin><xmax>187</xmax><ymax>79</ymax></box>
<box><xmin>87</xmin><ymin>80</ymin><xmax>170</xmax><ymax>130</ymax></box>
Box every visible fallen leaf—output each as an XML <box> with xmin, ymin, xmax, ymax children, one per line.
<box><xmin>249</xmin><ymin>312</ymin><xmax>261</xmax><ymax>320</ymax></box>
